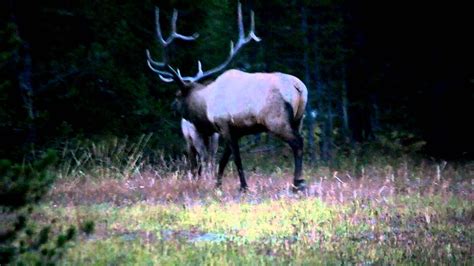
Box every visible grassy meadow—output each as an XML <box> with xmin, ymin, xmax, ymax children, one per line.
<box><xmin>6</xmin><ymin>138</ymin><xmax>474</xmax><ymax>264</ymax></box>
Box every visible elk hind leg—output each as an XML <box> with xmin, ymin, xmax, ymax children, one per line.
<box><xmin>271</xmin><ymin>122</ymin><xmax>305</xmax><ymax>192</ymax></box>
<box><xmin>287</xmin><ymin>132</ymin><xmax>305</xmax><ymax>191</ymax></box>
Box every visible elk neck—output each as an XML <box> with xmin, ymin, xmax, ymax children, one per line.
<box><xmin>181</xmin><ymin>82</ymin><xmax>216</xmax><ymax>135</ymax></box>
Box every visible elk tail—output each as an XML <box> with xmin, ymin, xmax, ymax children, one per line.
<box><xmin>293</xmin><ymin>82</ymin><xmax>308</xmax><ymax>121</ymax></box>
<box><xmin>291</xmin><ymin>81</ymin><xmax>308</xmax><ymax>131</ymax></box>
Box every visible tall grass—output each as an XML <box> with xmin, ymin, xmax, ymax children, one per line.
<box><xmin>57</xmin><ymin>134</ymin><xmax>155</xmax><ymax>180</ymax></box>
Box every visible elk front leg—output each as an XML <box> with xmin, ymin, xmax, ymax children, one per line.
<box><xmin>216</xmin><ymin>144</ymin><xmax>231</xmax><ymax>188</ymax></box>
<box><xmin>229</xmin><ymin>138</ymin><xmax>248</xmax><ymax>192</ymax></box>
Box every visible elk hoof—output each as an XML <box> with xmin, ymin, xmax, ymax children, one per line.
<box><xmin>292</xmin><ymin>180</ymin><xmax>307</xmax><ymax>193</ymax></box>
<box><xmin>239</xmin><ymin>186</ymin><xmax>248</xmax><ymax>193</ymax></box>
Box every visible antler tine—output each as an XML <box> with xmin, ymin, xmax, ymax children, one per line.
<box><xmin>168</xmin><ymin>66</ymin><xmax>188</xmax><ymax>87</ymax></box>
<box><xmin>157</xmin><ymin>8</ymin><xmax>199</xmax><ymax>46</ymax></box>
<box><xmin>248</xmin><ymin>11</ymin><xmax>261</xmax><ymax>42</ymax></box>
<box><xmin>147</xmin><ymin>60</ymin><xmax>174</xmax><ymax>82</ymax></box>
<box><xmin>169</xmin><ymin>9</ymin><xmax>199</xmax><ymax>42</ymax></box>
<box><xmin>229</xmin><ymin>41</ymin><xmax>235</xmax><ymax>56</ymax></box>
<box><xmin>237</xmin><ymin>2</ymin><xmax>244</xmax><ymax>39</ymax></box>
<box><xmin>234</xmin><ymin>6</ymin><xmax>261</xmax><ymax>50</ymax></box>
<box><xmin>155</xmin><ymin>7</ymin><xmax>166</xmax><ymax>45</ymax></box>
<box><xmin>158</xmin><ymin>74</ymin><xmax>174</xmax><ymax>83</ymax></box>
<box><xmin>197</xmin><ymin>61</ymin><xmax>203</xmax><ymax>77</ymax></box>
<box><xmin>170</xmin><ymin>9</ymin><xmax>178</xmax><ymax>41</ymax></box>
<box><xmin>146</xmin><ymin>49</ymin><xmax>165</xmax><ymax>67</ymax></box>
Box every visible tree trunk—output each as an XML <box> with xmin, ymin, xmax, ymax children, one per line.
<box><xmin>320</xmin><ymin>83</ymin><xmax>333</xmax><ymax>162</ymax></box>
<box><xmin>369</xmin><ymin>93</ymin><xmax>380</xmax><ymax>137</ymax></box>
<box><xmin>325</xmin><ymin>99</ymin><xmax>335</xmax><ymax>161</ymax></box>
<box><xmin>17</xmin><ymin>38</ymin><xmax>36</xmax><ymax>145</ymax></box>
<box><xmin>341</xmin><ymin>65</ymin><xmax>351</xmax><ymax>144</ymax></box>
<box><xmin>301</xmin><ymin>5</ymin><xmax>317</xmax><ymax>164</ymax></box>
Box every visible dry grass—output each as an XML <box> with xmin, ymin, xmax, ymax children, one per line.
<box><xmin>47</xmin><ymin>157</ymin><xmax>473</xmax><ymax>207</ymax></box>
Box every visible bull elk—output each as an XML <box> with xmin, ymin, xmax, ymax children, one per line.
<box><xmin>147</xmin><ymin>3</ymin><xmax>308</xmax><ymax>191</ymax></box>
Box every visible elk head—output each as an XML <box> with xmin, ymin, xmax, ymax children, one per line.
<box><xmin>146</xmin><ymin>3</ymin><xmax>308</xmax><ymax>192</ymax></box>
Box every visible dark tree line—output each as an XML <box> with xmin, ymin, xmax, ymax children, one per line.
<box><xmin>1</xmin><ymin>0</ymin><xmax>472</xmax><ymax>161</ymax></box>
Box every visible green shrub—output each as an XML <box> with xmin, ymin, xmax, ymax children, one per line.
<box><xmin>0</xmin><ymin>150</ymin><xmax>92</xmax><ymax>264</ymax></box>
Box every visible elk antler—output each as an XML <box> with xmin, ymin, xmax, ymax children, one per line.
<box><xmin>146</xmin><ymin>7</ymin><xmax>199</xmax><ymax>83</ymax></box>
<box><xmin>146</xmin><ymin>2</ymin><xmax>260</xmax><ymax>85</ymax></box>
